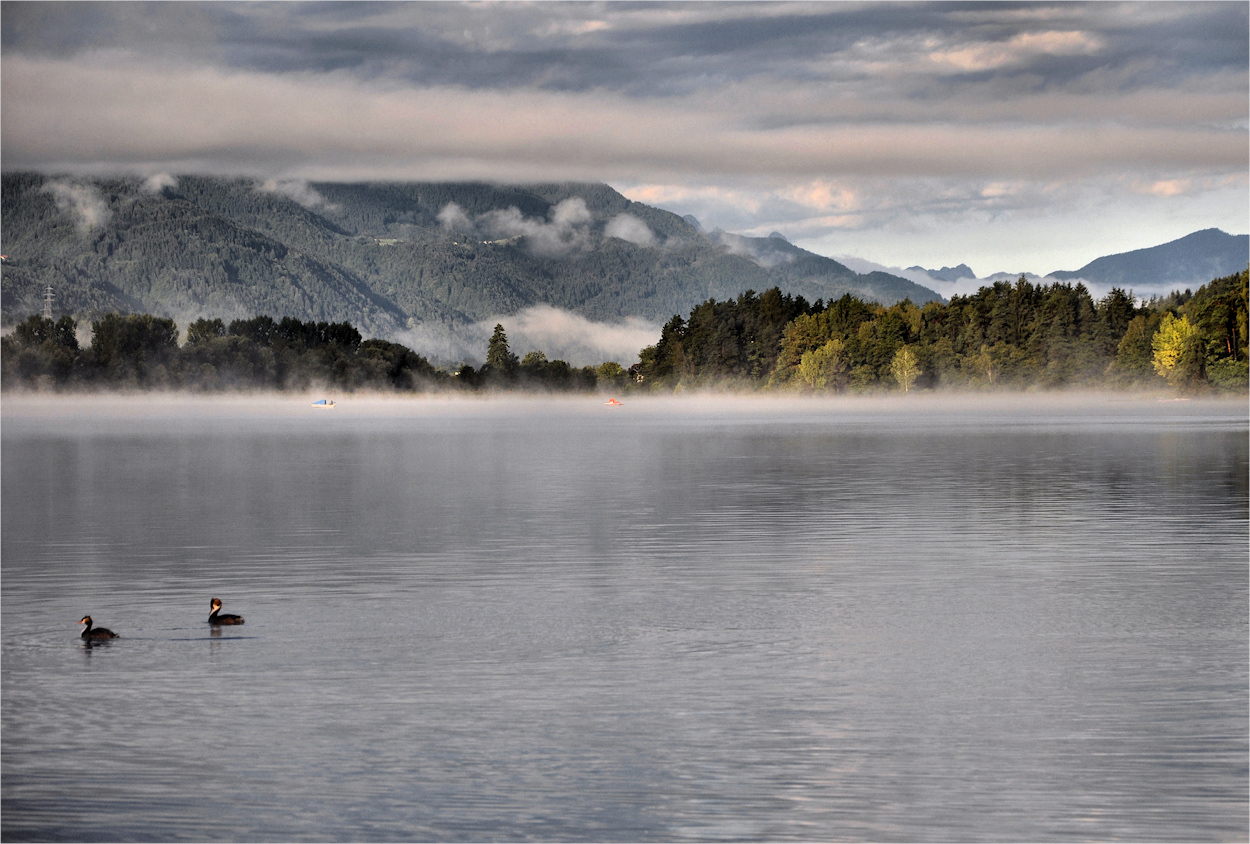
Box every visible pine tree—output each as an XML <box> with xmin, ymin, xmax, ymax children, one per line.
<box><xmin>486</xmin><ymin>324</ymin><xmax>519</xmax><ymax>377</ymax></box>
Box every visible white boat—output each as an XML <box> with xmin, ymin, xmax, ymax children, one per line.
<box><xmin>311</xmin><ymin>399</ymin><xmax>336</xmax><ymax>408</ymax></box>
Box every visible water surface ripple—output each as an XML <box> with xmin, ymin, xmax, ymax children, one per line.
<box><xmin>3</xmin><ymin>394</ymin><xmax>1246</xmax><ymax>841</ymax></box>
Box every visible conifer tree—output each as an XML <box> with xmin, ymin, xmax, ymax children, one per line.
<box><xmin>486</xmin><ymin>324</ymin><xmax>519</xmax><ymax>377</ymax></box>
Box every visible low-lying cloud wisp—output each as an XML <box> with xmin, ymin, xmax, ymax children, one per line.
<box><xmin>436</xmin><ymin>202</ymin><xmax>475</xmax><ymax>233</ymax></box>
<box><xmin>258</xmin><ymin>178</ymin><xmax>340</xmax><ymax>212</ymax></box>
<box><xmin>496</xmin><ymin>305</ymin><xmax>661</xmax><ymax>365</ymax></box>
<box><xmin>476</xmin><ymin>198</ymin><xmax>593</xmax><ymax>257</ymax></box>
<box><xmin>42</xmin><ymin>180</ymin><xmax>112</xmax><ymax>232</ymax></box>
<box><xmin>714</xmin><ymin>231</ymin><xmax>796</xmax><ymax>268</ymax></box>
<box><xmin>141</xmin><ymin>173</ymin><xmax>179</xmax><ymax>194</ymax></box>
<box><xmin>395</xmin><ymin>305</ymin><xmax>662</xmax><ymax>368</ymax></box>
<box><xmin>604</xmin><ymin>213</ymin><xmax>656</xmax><ymax>247</ymax></box>
<box><xmin>441</xmin><ymin>199</ymin><xmax>659</xmax><ymax>257</ymax></box>
<box><xmin>834</xmin><ymin>255</ymin><xmax>1189</xmax><ymax>302</ymax></box>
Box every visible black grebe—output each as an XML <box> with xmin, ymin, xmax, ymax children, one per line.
<box><xmin>208</xmin><ymin>598</ymin><xmax>244</xmax><ymax>625</ymax></box>
<box><xmin>79</xmin><ymin>616</ymin><xmax>118</xmax><ymax>639</ymax></box>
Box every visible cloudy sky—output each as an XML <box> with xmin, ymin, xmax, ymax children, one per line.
<box><xmin>3</xmin><ymin>1</ymin><xmax>1246</xmax><ymax>276</ymax></box>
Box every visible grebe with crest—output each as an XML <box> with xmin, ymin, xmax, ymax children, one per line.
<box><xmin>208</xmin><ymin>598</ymin><xmax>244</xmax><ymax>625</ymax></box>
<box><xmin>79</xmin><ymin>616</ymin><xmax>118</xmax><ymax>639</ymax></box>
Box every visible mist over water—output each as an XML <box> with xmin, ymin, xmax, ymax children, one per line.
<box><xmin>2</xmin><ymin>393</ymin><xmax>1246</xmax><ymax>841</ymax></box>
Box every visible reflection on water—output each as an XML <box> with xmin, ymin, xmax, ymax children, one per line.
<box><xmin>3</xmin><ymin>394</ymin><xmax>1247</xmax><ymax>841</ymax></box>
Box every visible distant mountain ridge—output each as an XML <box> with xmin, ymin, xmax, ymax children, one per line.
<box><xmin>0</xmin><ymin>174</ymin><xmax>939</xmax><ymax>344</ymax></box>
<box><xmin>907</xmin><ymin>263</ymin><xmax>977</xmax><ymax>283</ymax></box>
<box><xmin>912</xmin><ymin>229</ymin><xmax>1247</xmax><ymax>291</ymax></box>
<box><xmin>1048</xmin><ymin>228</ymin><xmax>1248</xmax><ymax>290</ymax></box>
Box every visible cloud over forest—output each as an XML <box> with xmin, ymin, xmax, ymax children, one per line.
<box><xmin>604</xmin><ymin>214</ymin><xmax>656</xmax><ymax>247</ymax></box>
<box><xmin>439</xmin><ymin>198</ymin><xmax>658</xmax><ymax>257</ymax></box>
<box><xmin>258</xmin><ymin>179</ymin><xmax>340</xmax><ymax>212</ymax></box>
<box><xmin>141</xmin><ymin>173</ymin><xmax>178</xmax><ymax>194</ymax></box>
<box><xmin>41</xmin><ymin>180</ymin><xmax>111</xmax><ymax>232</ymax></box>
<box><xmin>396</xmin><ymin>305</ymin><xmax>661</xmax><ymax>367</ymax></box>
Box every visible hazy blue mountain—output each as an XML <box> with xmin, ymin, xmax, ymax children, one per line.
<box><xmin>710</xmin><ymin>231</ymin><xmax>939</xmax><ymax>305</ymax></box>
<box><xmin>908</xmin><ymin>263</ymin><xmax>976</xmax><ymax>282</ymax></box>
<box><xmin>982</xmin><ymin>271</ymin><xmax>1045</xmax><ymax>284</ymax></box>
<box><xmin>913</xmin><ymin>230</ymin><xmax>1246</xmax><ymax>294</ymax></box>
<box><xmin>1</xmin><ymin>174</ymin><xmax>938</xmax><ymax>338</ymax></box>
<box><xmin>1048</xmin><ymin>229</ymin><xmax>1248</xmax><ymax>290</ymax></box>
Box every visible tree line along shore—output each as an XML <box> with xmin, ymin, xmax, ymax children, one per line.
<box><xmin>3</xmin><ymin>271</ymin><xmax>1246</xmax><ymax>395</ymax></box>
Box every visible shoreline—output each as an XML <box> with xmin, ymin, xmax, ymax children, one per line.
<box><xmin>4</xmin><ymin>389</ymin><xmax>1247</xmax><ymax>425</ymax></box>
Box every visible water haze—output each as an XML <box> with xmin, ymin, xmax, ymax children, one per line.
<box><xmin>2</xmin><ymin>393</ymin><xmax>1247</xmax><ymax>841</ymax></box>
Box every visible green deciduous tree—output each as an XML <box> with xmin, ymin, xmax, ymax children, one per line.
<box><xmin>1151</xmin><ymin>313</ymin><xmax>1200</xmax><ymax>386</ymax></box>
<box><xmin>596</xmin><ymin>361</ymin><xmax>627</xmax><ymax>389</ymax></box>
<box><xmin>520</xmin><ymin>350</ymin><xmax>548</xmax><ymax>370</ymax></box>
<box><xmin>1</xmin><ymin>314</ymin><xmax>81</xmax><ymax>387</ymax></box>
<box><xmin>797</xmin><ymin>338</ymin><xmax>847</xmax><ymax>391</ymax></box>
<box><xmin>890</xmin><ymin>345</ymin><xmax>920</xmax><ymax>392</ymax></box>
<box><xmin>971</xmin><ymin>343</ymin><xmax>997</xmax><ymax>386</ymax></box>
<box><xmin>89</xmin><ymin>313</ymin><xmax>179</xmax><ymax>384</ymax></box>
<box><xmin>186</xmin><ymin>318</ymin><xmax>225</xmax><ymax>344</ymax></box>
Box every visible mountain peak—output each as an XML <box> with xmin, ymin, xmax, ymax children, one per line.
<box><xmin>1048</xmin><ymin>228</ymin><xmax>1248</xmax><ymax>290</ymax></box>
<box><xmin>908</xmin><ymin>263</ymin><xmax>976</xmax><ymax>282</ymax></box>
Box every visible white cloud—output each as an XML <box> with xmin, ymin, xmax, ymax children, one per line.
<box><xmin>141</xmin><ymin>172</ymin><xmax>178</xmax><ymax>193</ymax></box>
<box><xmin>778</xmin><ymin>180</ymin><xmax>859</xmax><ymax>213</ymax></box>
<box><xmin>437</xmin><ymin>198</ymin><xmax>657</xmax><ymax>256</ymax></box>
<box><xmin>391</xmin><ymin>321</ymin><xmax>486</xmax><ymax>366</ymax></box>
<box><xmin>1135</xmin><ymin>178</ymin><xmax>1192</xmax><ymax>197</ymax></box>
<box><xmin>929</xmin><ymin>30</ymin><xmax>1103</xmax><ymax>72</ymax></box>
<box><xmin>437</xmin><ymin>201</ymin><xmax>474</xmax><ymax>231</ymax></box>
<box><xmin>493</xmin><ymin>305</ymin><xmax>661</xmax><ymax>366</ymax></box>
<box><xmin>549</xmin><ymin>197</ymin><xmax>592</xmax><ymax>228</ymax></box>
<box><xmin>477</xmin><ymin>198</ymin><xmax>594</xmax><ymax>257</ymax></box>
<box><xmin>604</xmin><ymin>213</ymin><xmax>656</xmax><ymax>246</ymax></box>
<box><xmin>395</xmin><ymin>306</ymin><xmax>661</xmax><ymax>367</ymax></box>
<box><xmin>41</xmin><ymin>180</ymin><xmax>111</xmax><ymax>231</ymax></box>
<box><xmin>710</xmin><ymin>232</ymin><xmax>795</xmax><ymax>268</ymax></box>
<box><xmin>257</xmin><ymin>178</ymin><xmax>340</xmax><ymax>211</ymax></box>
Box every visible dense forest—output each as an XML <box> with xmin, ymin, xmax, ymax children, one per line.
<box><xmin>3</xmin><ymin>271</ymin><xmax>1245</xmax><ymax>395</ymax></box>
<box><xmin>0</xmin><ymin>311</ymin><xmax>626</xmax><ymax>393</ymax></box>
<box><xmin>634</xmin><ymin>271</ymin><xmax>1248</xmax><ymax>393</ymax></box>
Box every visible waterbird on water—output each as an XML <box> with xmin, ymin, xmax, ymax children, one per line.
<box><xmin>208</xmin><ymin>598</ymin><xmax>244</xmax><ymax>625</ymax></box>
<box><xmin>79</xmin><ymin>616</ymin><xmax>118</xmax><ymax>639</ymax></box>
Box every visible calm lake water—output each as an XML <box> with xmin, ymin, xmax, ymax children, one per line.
<box><xmin>2</xmin><ymin>393</ymin><xmax>1247</xmax><ymax>842</ymax></box>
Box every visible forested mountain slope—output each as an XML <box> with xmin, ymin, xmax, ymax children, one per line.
<box><xmin>1</xmin><ymin>174</ymin><xmax>939</xmax><ymax>339</ymax></box>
